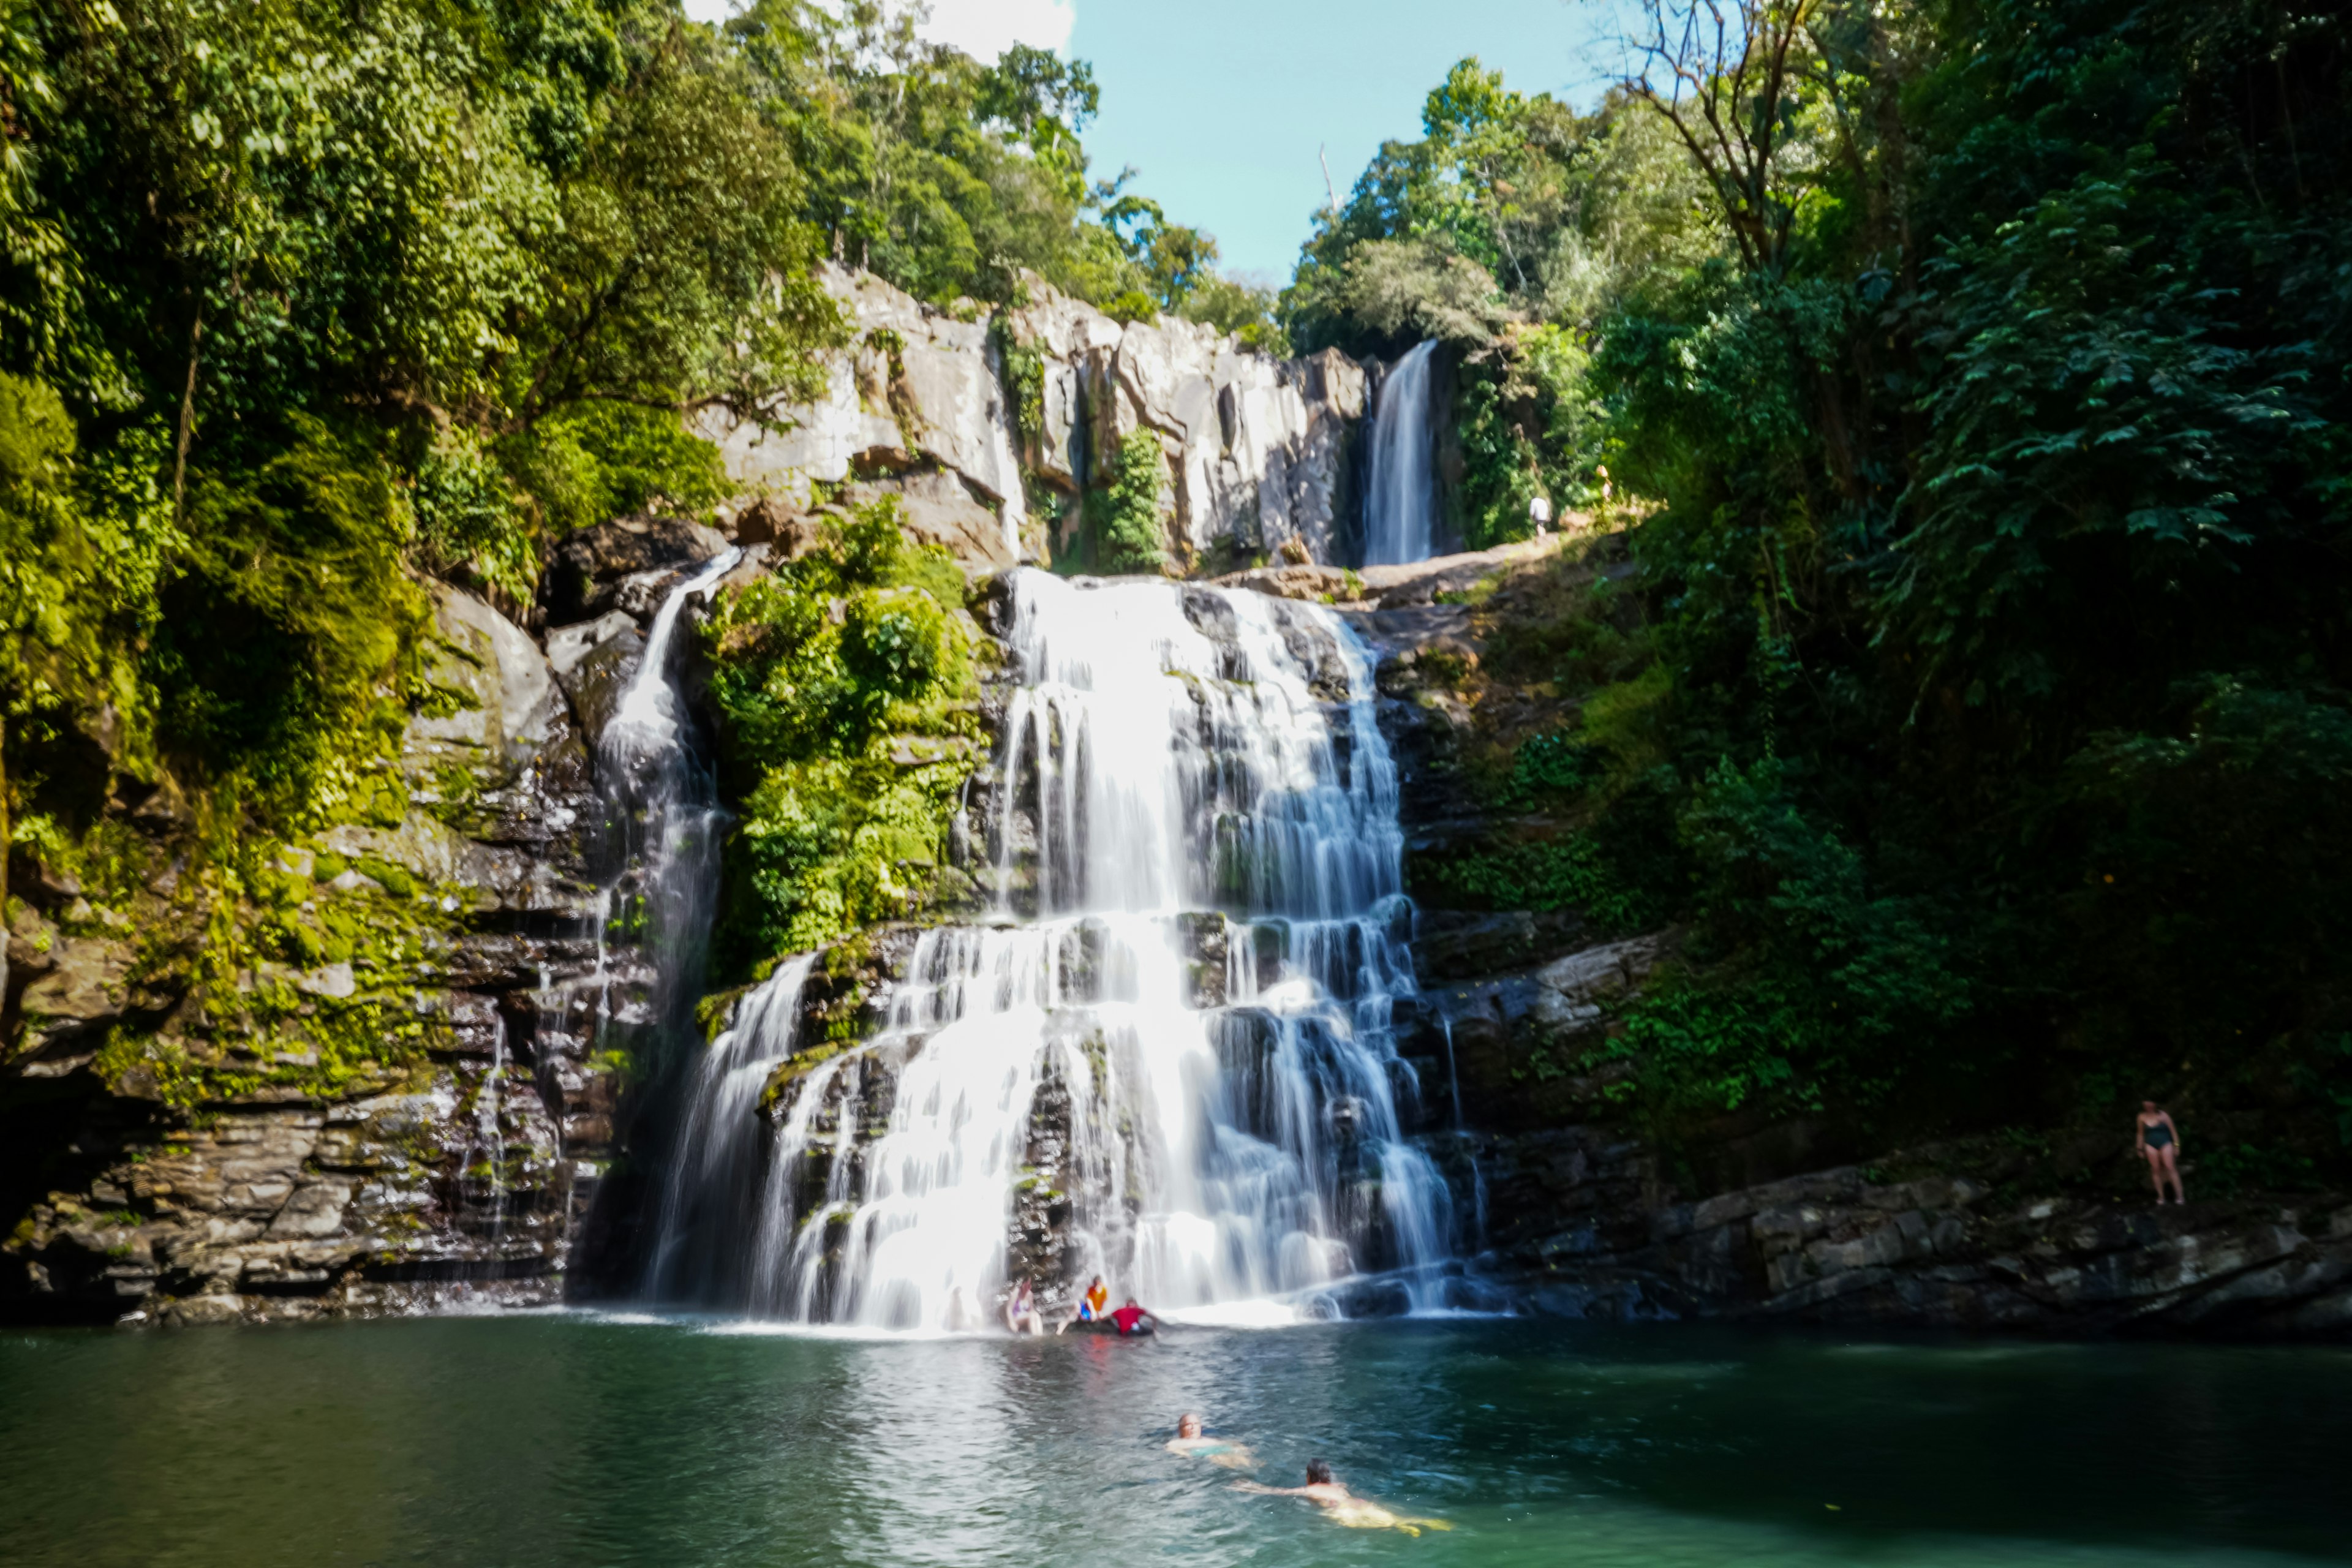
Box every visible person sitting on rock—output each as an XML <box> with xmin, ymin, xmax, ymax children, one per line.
<box><xmin>1165</xmin><ymin>1412</ymin><xmax>1254</xmax><ymax>1469</ymax></box>
<box><xmin>1003</xmin><ymin>1277</ymin><xmax>1045</xmax><ymax>1335</ymax></box>
<box><xmin>2136</xmin><ymin>1100</ymin><xmax>2186</xmax><ymax>1204</ymax></box>
<box><xmin>1057</xmin><ymin>1273</ymin><xmax>1110</xmax><ymax>1334</ymax></box>
<box><xmin>1234</xmin><ymin>1458</ymin><xmax>1451</xmax><ymax>1536</ymax></box>
<box><xmin>1108</xmin><ymin>1296</ymin><xmax>1157</xmax><ymax>1336</ymax></box>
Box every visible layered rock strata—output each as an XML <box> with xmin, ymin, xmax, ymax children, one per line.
<box><xmin>0</xmin><ymin>518</ymin><xmax>734</xmax><ymax>1326</ymax></box>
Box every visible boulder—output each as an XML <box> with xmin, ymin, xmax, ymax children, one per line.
<box><xmin>404</xmin><ymin>584</ymin><xmax>594</xmax><ymax>851</ymax></box>
<box><xmin>842</xmin><ymin>469</ymin><xmax>1019</xmax><ymax>570</ymax></box>
<box><xmin>10</xmin><ymin>932</ymin><xmax>135</xmax><ymax>1073</ymax></box>
<box><xmin>733</xmin><ymin>497</ymin><xmax>824</xmax><ymax>558</ymax></box>
<box><xmin>699</xmin><ymin>266</ymin><xmax>1027</xmax><ymax>567</ymax></box>
<box><xmin>546</xmin><ymin>516</ymin><xmax>729</xmax><ymax>622</ymax></box>
<box><xmin>546</xmin><ymin>612</ymin><xmax>646</xmax><ymax>752</ymax></box>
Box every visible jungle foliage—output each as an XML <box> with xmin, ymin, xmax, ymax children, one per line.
<box><xmin>700</xmin><ymin>497</ymin><xmax>982</xmax><ymax>973</ymax></box>
<box><xmin>1333</xmin><ymin>2</ymin><xmax>2352</xmax><ymax>1174</ymax></box>
<box><xmin>1286</xmin><ymin>58</ymin><xmax>1714</xmax><ymax>547</ymax></box>
<box><xmin>0</xmin><ymin>0</ymin><xmax>1226</xmax><ymax>864</ymax></box>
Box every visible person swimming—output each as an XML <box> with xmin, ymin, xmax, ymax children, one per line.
<box><xmin>1165</xmin><ymin>1412</ymin><xmax>1256</xmax><ymax>1470</ymax></box>
<box><xmin>1107</xmin><ymin>1297</ymin><xmax>1157</xmax><ymax>1336</ymax></box>
<box><xmin>1057</xmin><ymin>1274</ymin><xmax>1110</xmax><ymax>1335</ymax></box>
<box><xmin>1235</xmin><ymin>1458</ymin><xmax>1453</xmax><ymax>1536</ymax></box>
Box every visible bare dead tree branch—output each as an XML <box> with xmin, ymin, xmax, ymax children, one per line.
<box><xmin>1620</xmin><ymin>0</ymin><xmax>1823</xmax><ymax>277</ymax></box>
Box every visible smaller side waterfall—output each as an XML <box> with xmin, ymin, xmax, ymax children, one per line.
<box><xmin>646</xmin><ymin>955</ymin><xmax>816</xmax><ymax>1302</ymax></box>
<box><xmin>596</xmin><ymin>548</ymin><xmax>742</xmax><ymax>1030</ymax></box>
<box><xmin>1363</xmin><ymin>340</ymin><xmax>1439</xmax><ymax>567</ymax></box>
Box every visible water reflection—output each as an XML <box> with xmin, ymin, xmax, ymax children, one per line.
<box><xmin>1</xmin><ymin>1318</ymin><xmax>2348</xmax><ymax>1568</ymax></box>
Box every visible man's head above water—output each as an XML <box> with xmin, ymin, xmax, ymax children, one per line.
<box><xmin>1305</xmin><ymin>1458</ymin><xmax>1334</xmax><ymax>1487</ymax></box>
<box><xmin>1177</xmin><ymin>1414</ymin><xmax>1202</xmax><ymax>1439</ymax></box>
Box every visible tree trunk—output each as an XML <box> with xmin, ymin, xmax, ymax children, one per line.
<box><xmin>172</xmin><ymin>312</ymin><xmax>202</xmax><ymax>524</ymax></box>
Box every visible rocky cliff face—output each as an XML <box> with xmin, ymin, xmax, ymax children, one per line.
<box><xmin>11</xmin><ymin>369</ymin><xmax>2345</xmax><ymax>1338</ymax></box>
<box><xmin>699</xmin><ymin>265</ymin><xmax>1372</xmax><ymax>568</ymax></box>
<box><xmin>0</xmin><ymin>518</ymin><xmax>737</xmax><ymax>1327</ymax></box>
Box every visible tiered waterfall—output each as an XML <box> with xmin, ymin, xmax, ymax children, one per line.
<box><xmin>654</xmin><ymin>570</ymin><xmax>1455</xmax><ymax>1329</ymax></box>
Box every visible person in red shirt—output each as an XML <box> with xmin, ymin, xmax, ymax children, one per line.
<box><xmin>1108</xmin><ymin>1297</ymin><xmax>1157</xmax><ymax>1336</ymax></box>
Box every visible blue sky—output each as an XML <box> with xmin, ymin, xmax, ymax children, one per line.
<box><xmin>1068</xmin><ymin>1</ymin><xmax>1628</xmax><ymax>280</ymax></box>
<box><xmin>680</xmin><ymin>0</ymin><xmax>1632</xmax><ymax>282</ymax></box>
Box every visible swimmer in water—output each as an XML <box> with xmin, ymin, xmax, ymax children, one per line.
<box><xmin>1164</xmin><ymin>1412</ymin><xmax>1256</xmax><ymax>1470</ymax></box>
<box><xmin>1235</xmin><ymin>1458</ymin><xmax>1453</xmax><ymax>1537</ymax></box>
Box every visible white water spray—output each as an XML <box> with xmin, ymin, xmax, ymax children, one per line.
<box><xmin>674</xmin><ymin>570</ymin><xmax>1458</xmax><ymax>1326</ymax></box>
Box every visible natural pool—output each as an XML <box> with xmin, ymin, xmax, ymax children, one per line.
<box><xmin>2</xmin><ymin>1314</ymin><xmax>2346</xmax><ymax>1567</ymax></box>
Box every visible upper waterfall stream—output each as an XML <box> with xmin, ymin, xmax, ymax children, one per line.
<box><xmin>1363</xmin><ymin>340</ymin><xmax>1439</xmax><ymax>567</ymax></box>
<box><xmin>650</xmin><ymin>569</ymin><xmax>1461</xmax><ymax>1329</ymax></box>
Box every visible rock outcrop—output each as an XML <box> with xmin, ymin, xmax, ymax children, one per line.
<box><xmin>701</xmin><ymin>265</ymin><xmax>1374</xmax><ymax>568</ymax></box>
<box><xmin>1447</xmin><ymin>1112</ymin><xmax>2352</xmax><ymax>1336</ymax></box>
<box><xmin>1</xmin><ymin>576</ymin><xmax>656</xmax><ymax>1327</ymax></box>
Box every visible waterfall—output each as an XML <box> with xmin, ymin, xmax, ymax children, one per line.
<box><xmin>458</xmin><ymin>1014</ymin><xmax>510</xmax><ymax>1248</ymax></box>
<box><xmin>1362</xmin><ymin>340</ymin><xmax>1439</xmax><ymax>567</ymax></box>
<box><xmin>597</xmin><ymin>549</ymin><xmax>742</xmax><ymax>1035</ymax></box>
<box><xmin>646</xmin><ymin>954</ymin><xmax>816</xmax><ymax>1302</ymax></box>
<box><xmin>566</xmin><ymin>547</ymin><xmax>748</xmax><ymax>1303</ymax></box>
<box><xmin>706</xmin><ymin>569</ymin><xmax>1457</xmax><ymax>1329</ymax></box>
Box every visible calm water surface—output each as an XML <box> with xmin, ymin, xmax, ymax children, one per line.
<box><xmin>2</xmin><ymin>1314</ymin><xmax>2347</xmax><ymax>1567</ymax></box>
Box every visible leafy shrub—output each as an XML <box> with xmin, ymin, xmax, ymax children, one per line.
<box><xmin>701</xmin><ymin>497</ymin><xmax>980</xmax><ymax>970</ymax></box>
<box><xmin>1093</xmin><ymin>428</ymin><xmax>1166</xmax><ymax>574</ymax></box>
<box><xmin>412</xmin><ymin>431</ymin><xmax>533</xmax><ymax>602</ymax></box>
<box><xmin>151</xmin><ymin>422</ymin><xmax>426</xmax><ymax>826</ymax></box>
<box><xmin>499</xmin><ymin>403</ymin><xmax>732</xmax><ymax>538</ymax></box>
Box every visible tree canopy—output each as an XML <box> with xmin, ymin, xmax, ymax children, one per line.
<box><xmin>0</xmin><ymin>0</ymin><xmax>1253</xmax><ymax>851</ymax></box>
<box><xmin>1316</xmin><ymin>2</ymin><xmax>2352</xmax><ymax>1180</ymax></box>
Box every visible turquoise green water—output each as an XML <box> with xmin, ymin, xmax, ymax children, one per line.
<box><xmin>2</xmin><ymin>1314</ymin><xmax>2347</xmax><ymax>1567</ymax></box>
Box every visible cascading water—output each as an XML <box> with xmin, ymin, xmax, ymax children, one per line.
<box><xmin>1362</xmin><ymin>339</ymin><xmax>1439</xmax><ymax>567</ymax></box>
<box><xmin>569</xmin><ymin>546</ymin><xmax>750</xmax><ymax>1300</ymax></box>
<box><xmin>598</xmin><ymin>548</ymin><xmax>744</xmax><ymax>1036</ymax></box>
<box><xmin>667</xmin><ymin>569</ymin><xmax>1461</xmax><ymax>1328</ymax></box>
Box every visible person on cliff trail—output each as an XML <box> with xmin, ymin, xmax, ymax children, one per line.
<box><xmin>1003</xmin><ymin>1278</ymin><xmax>1045</xmax><ymax>1335</ymax></box>
<box><xmin>2137</xmin><ymin>1101</ymin><xmax>2186</xmax><ymax>1204</ymax></box>
<box><xmin>1166</xmin><ymin>1412</ymin><xmax>1255</xmax><ymax>1469</ymax></box>
<box><xmin>1057</xmin><ymin>1274</ymin><xmax>1110</xmax><ymax>1334</ymax></box>
<box><xmin>1108</xmin><ymin>1297</ymin><xmax>1158</xmax><ymax>1336</ymax></box>
<box><xmin>1235</xmin><ymin>1458</ymin><xmax>1452</xmax><ymax>1536</ymax></box>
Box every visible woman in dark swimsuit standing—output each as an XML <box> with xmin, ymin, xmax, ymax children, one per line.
<box><xmin>2136</xmin><ymin>1101</ymin><xmax>2185</xmax><ymax>1204</ymax></box>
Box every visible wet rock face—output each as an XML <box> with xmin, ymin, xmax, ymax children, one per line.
<box><xmin>546</xmin><ymin>612</ymin><xmax>646</xmax><ymax>753</ymax></box>
<box><xmin>1006</xmin><ymin>1055</ymin><xmax>1080</xmax><ymax>1299</ymax></box>
<box><xmin>546</xmin><ymin>516</ymin><xmax>729</xmax><ymax>623</ymax></box>
<box><xmin>2</xmin><ymin>584</ymin><xmax>637</xmax><ymax>1327</ymax></box>
<box><xmin>4</xmin><ymin>997</ymin><xmax>611</xmax><ymax>1327</ymax></box>
<box><xmin>1458</xmin><ymin>1139</ymin><xmax>2352</xmax><ymax>1336</ymax></box>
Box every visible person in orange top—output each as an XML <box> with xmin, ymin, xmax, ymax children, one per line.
<box><xmin>1057</xmin><ymin>1273</ymin><xmax>1110</xmax><ymax>1333</ymax></box>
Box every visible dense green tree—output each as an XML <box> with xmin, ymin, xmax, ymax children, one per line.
<box><xmin>0</xmin><ymin>0</ymin><xmax>1224</xmax><ymax>862</ymax></box>
<box><xmin>1315</xmin><ymin>2</ymin><xmax>2352</xmax><ymax>1174</ymax></box>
